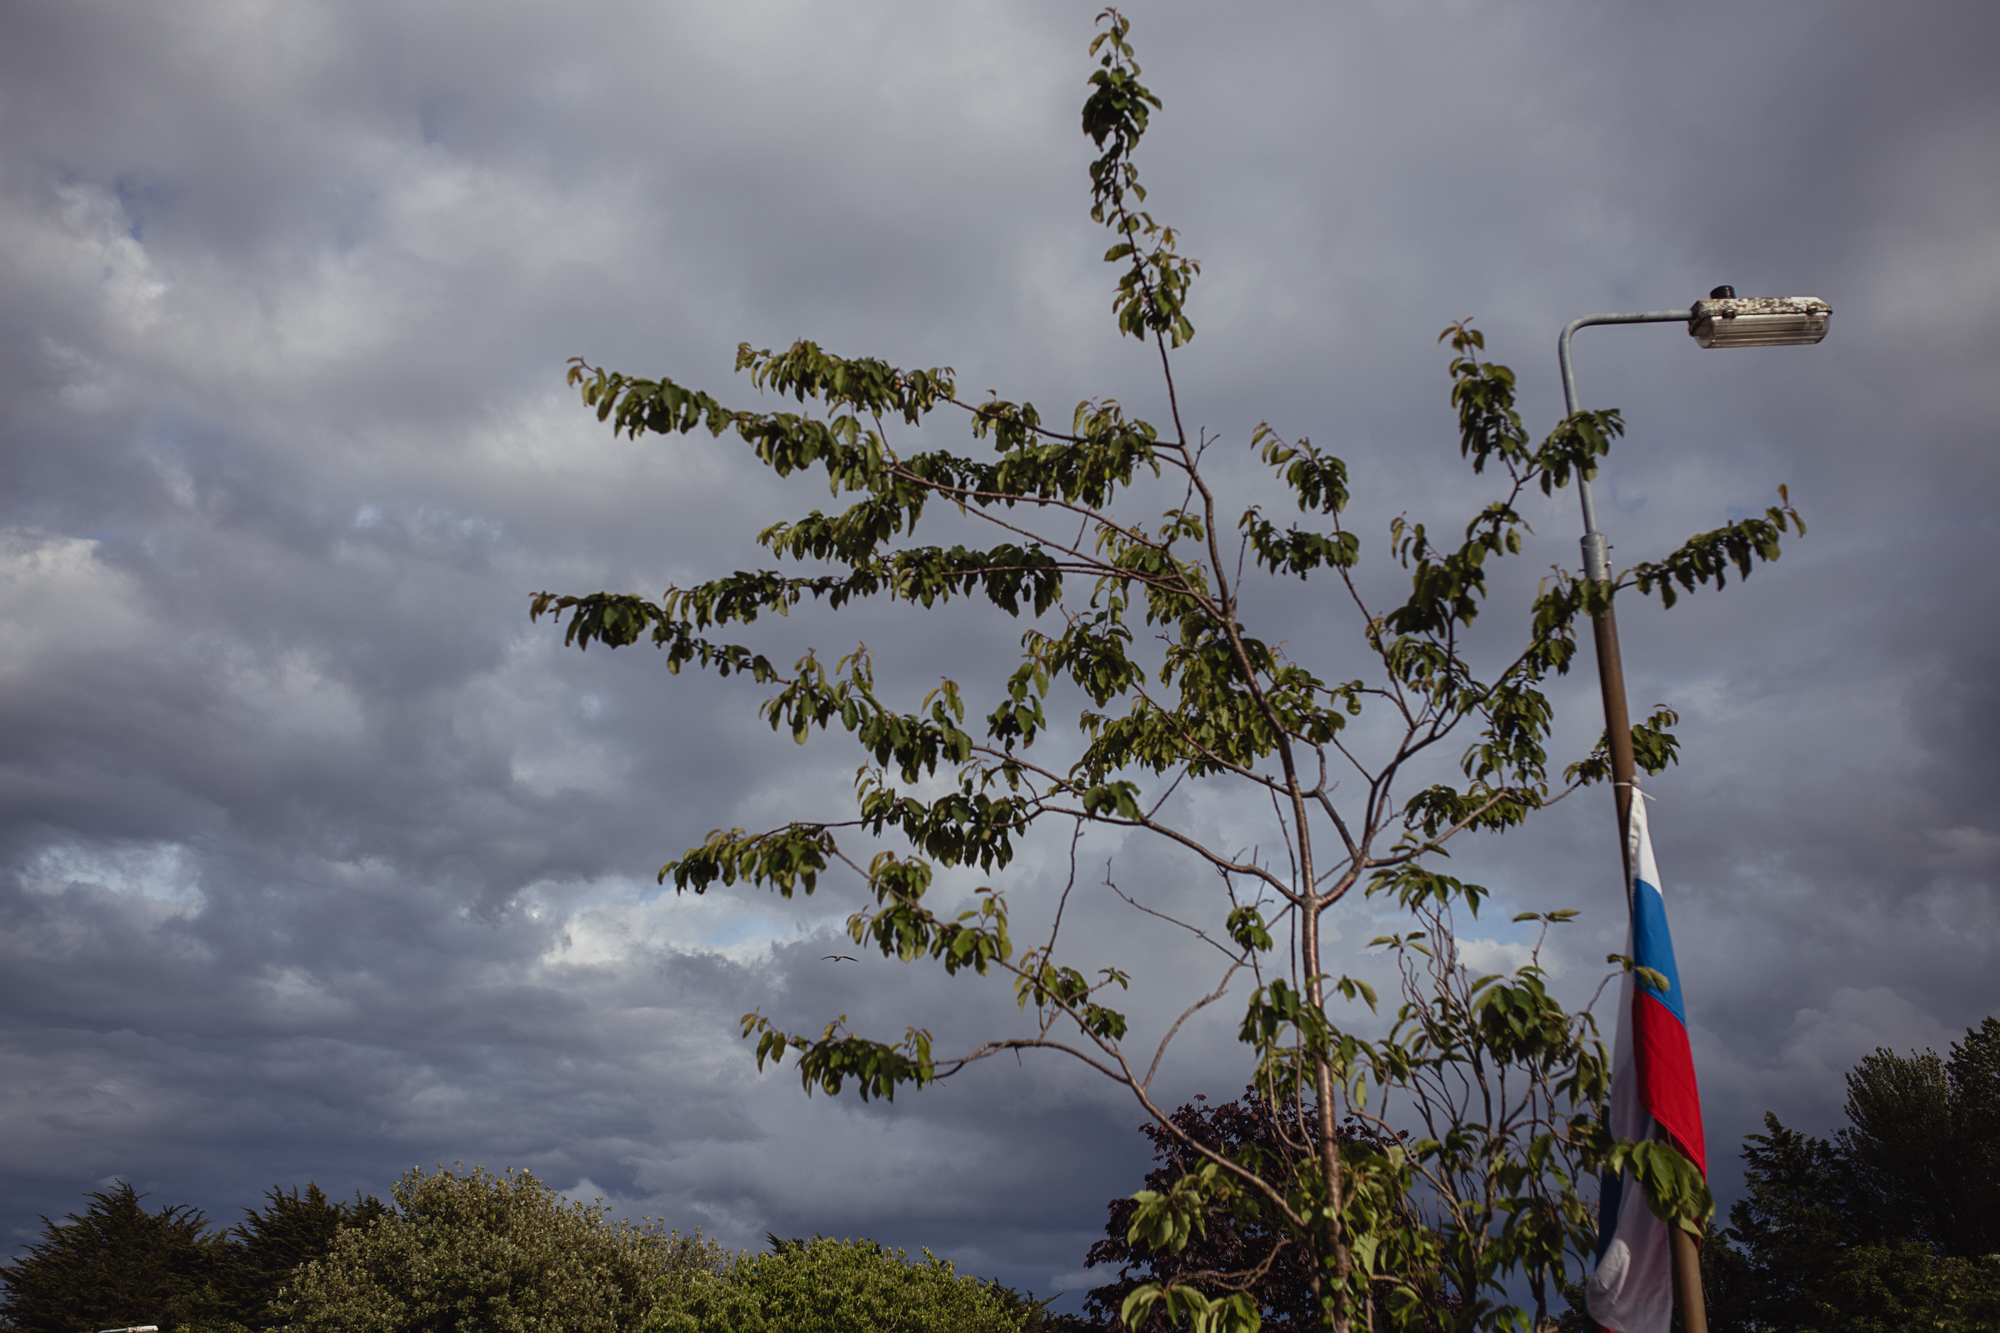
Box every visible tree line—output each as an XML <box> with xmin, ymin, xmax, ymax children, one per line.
<box><xmin>0</xmin><ymin>1164</ymin><xmax>1074</xmax><ymax>1333</ymax></box>
<box><xmin>5</xmin><ymin>1019</ymin><xmax>1993</xmax><ymax>1332</ymax></box>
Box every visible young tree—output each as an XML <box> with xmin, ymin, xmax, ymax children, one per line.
<box><xmin>535</xmin><ymin>11</ymin><xmax>1785</xmax><ymax>1329</ymax></box>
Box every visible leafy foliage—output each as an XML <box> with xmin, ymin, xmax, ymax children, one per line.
<box><xmin>644</xmin><ymin>1235</ymin><xmax>1030</xmax><ymax>1333</ymax></box>
<box><xmin>276</xmin><ymin>1164</ymin><xmax>717</xmax><ymax>1333</ymax></box>
<box><xmin>535</xmin><ymin>10</ymin><xmax>1794</xmax><ymax>1330</ymax></box>
<box><xmin>1347</xmin><ymin>904</ymin><xmax>1646</xmax><ymax>1330</ymax></box>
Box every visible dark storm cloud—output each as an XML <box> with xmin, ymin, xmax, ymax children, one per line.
<box><xmin>1</xmin><ymin>0</ymin><xmax>1996</xmax><ymax>1299</ymax></box>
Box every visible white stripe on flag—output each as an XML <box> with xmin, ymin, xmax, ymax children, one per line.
<box><xmin>1585</xmin><ymin>795</ymin><xmax>1673</xmax><ymax>1333</ymax></box>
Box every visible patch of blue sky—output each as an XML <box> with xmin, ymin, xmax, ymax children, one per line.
<box><xmin>113</xmin><ymin>171</ymin><xmax>177</xmax><ymax>243</ymax></box>
<box><xmin>24</xmin><ymin>838</ymin><xmax>205</xmax><ymax>909</ymax></box>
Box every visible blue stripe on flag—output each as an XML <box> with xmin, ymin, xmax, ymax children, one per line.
<box><xmin>1630</xmin><ymin>877</ymin><xmax>1686</xmax><ymax>1025</ymax></box>
<box><xmin>1593</xmin><ymin>1166</ymin><xmax>1624</xmax><ymax>1261</ymax></box>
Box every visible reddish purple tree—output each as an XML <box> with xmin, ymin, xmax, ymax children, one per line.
<box><xmin>1078</xmin><ymin>1090</ymin><xmax>1447</xmax><ymax>1331</ymax></box>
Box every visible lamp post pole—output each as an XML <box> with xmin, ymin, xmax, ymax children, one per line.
<box><xmin>1559</xmin><ymin>307</ymin><xmax>1711</xmax><ymax>1333</ymax></box>
<box><xmin>1561</xmin><ymin>286</ymin><xmax>1828</xmax><ymax>1333</ymax></box>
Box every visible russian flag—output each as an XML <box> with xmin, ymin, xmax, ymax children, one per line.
<box><xmin>1585</xmin><ymin>792</ymin><xmax>1706</xmax><ymax>1333</ymax></box>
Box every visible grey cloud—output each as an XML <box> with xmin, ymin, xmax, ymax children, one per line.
<box><xmin>1</xmin><ymin>0</ymin><xmax>1997</xmax><ymax>1302</ymax></box>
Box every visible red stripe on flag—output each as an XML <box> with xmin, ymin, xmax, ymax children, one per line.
<box><xmin>1633</xmin><ymin>990</ymin><xmax>1707</xmax><ymax>1175</ymax></box>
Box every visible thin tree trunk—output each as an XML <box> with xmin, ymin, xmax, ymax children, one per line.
<box><xmin>1304</xmin><ymin>896</ymin><xmax>1350</xmax><ymax>1333</ymax></box>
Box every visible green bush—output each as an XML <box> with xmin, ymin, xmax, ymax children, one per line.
<box><xmin>276</xmin><ymin>1163</ymin><xmax>719</xmax><ymax>1333</ymax></box>
<box><xmin>646</xmin><ymin>1236</ymin><xmax>1029</xmax><ymax>1333</ymax></box>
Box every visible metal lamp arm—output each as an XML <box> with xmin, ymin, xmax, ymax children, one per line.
<box><xmin>1558</xmin><ymin>310</ymin><xmax>1689</xmax><ymax>578</ymax></box>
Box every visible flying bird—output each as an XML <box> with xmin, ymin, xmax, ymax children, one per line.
<box><xmin>823</xmin><ymin>954</ymin><xmax>858</xmax><ymax>962</ymax></box>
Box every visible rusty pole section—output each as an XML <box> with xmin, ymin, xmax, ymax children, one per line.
<box><xmin>1558</xmin><ymin>311</ymin><xmax>1711</xmax><ymax>1333</ymax></box>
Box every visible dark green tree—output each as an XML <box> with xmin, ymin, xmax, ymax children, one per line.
<box><xmin>225</xmin><ymin>1183</ymin><xmax>390</xmax><ymax>1327</ymax></box>
<box><xmin>534</xmin><ymin>11</ymin><xmax>1784</xmax><ymax>1329</ymax></box>
<box><xmin>0</xmin><ymin>1182</ymin><xmax>234</xmax><ymax>1333</ymax></box>
<box><xmin>1807</xmin><ymin>1238</ymin><xmax>2000</xmax><ymax>1333</ymax></box>
<box><xmin>1837</xmin><ymin>1015</ymin><xmax>2000</xmax><ymax>1257</ymax></box>
<box><xmin>1950</xmin><ymin>1016</ymin><xmax>2000</xmax><ymax>1255</ymax></box>
<box><xmin>1703</xmin><ymin>1017</ymin><xmax>2000</xmax><ymax>1333</ymax></box>
<box><xmin>1703</xmin><ymin>1116</ymin><xmax>1849</xmax><ymax>1332</ymax></box>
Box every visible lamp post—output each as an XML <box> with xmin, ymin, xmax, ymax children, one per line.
<box><xmin>1560</xmin><ymin>286</ymin><xmax>1829</xmax><ymax>1333</ymax></box>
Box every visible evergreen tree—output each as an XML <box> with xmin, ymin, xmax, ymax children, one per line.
<box><xmin>0</xmin><ymin>1182</ymin><xmax>233</xmax><ymax>1333</ymax></box>
<box><xmin>1705</xmin><ymin>1116</ymin><xmax>1849</xmax><ymax>1331</ymax></box>
<box><xmin>226</xmin><ymin>1183</ymin><xmax>390</xmax><ymax>1327</ymax></box>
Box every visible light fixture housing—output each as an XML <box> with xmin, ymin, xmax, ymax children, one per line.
<box><xmin>1688</xmin><ymin>294</ymin><xmax>1831</xmax><ymax>348</ymax></box>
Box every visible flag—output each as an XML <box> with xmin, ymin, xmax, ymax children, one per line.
<box><xmin>1585</xmin><ymin>791</ymin><xmax>1707</xmax><ymax>1333</ymax></box>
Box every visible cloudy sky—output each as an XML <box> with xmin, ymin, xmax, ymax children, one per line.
<box><xmin>3</xmin><ymin>0</ymin><xmax>1997</xmax><ymax>1304</ymax></box>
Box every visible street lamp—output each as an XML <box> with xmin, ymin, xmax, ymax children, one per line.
<box><xmin>1560</xmin><ymin>284</ymin><xmax>1832</xmax><ymax>844</ymax></box>
<box><xmin>1689</xmin><ymin>290</ymin><xmax>1832</xmax><ymax>349</ymax></box>
<box><xmin>1561</xmin><ymin>285</ymin><xmax>1829</xmax><ymax>1333</ymax></box>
